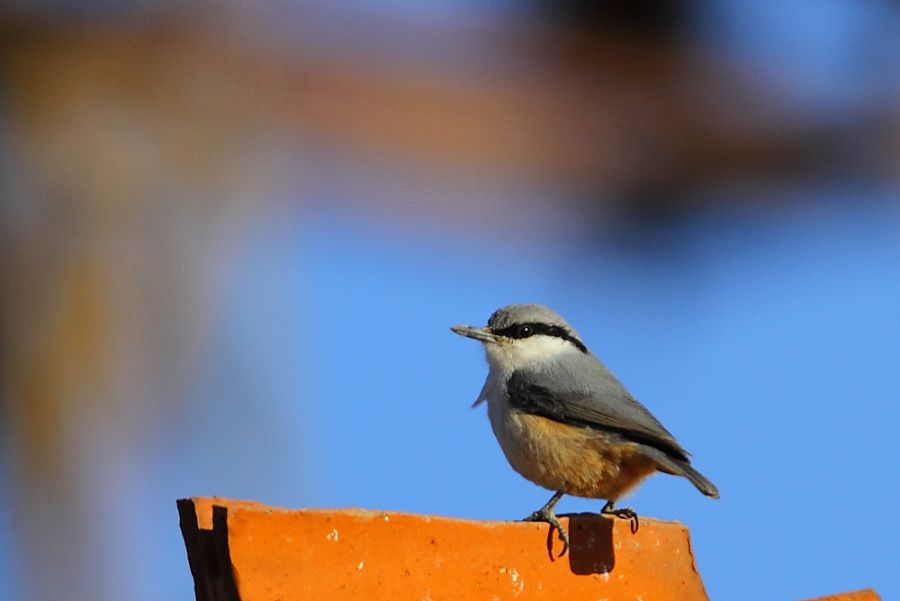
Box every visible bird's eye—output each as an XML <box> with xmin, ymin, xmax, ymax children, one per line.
<box><xmin>516</xmin><ymin>325</ymin><xmax>533</xmax><ymax>338</ymax></box>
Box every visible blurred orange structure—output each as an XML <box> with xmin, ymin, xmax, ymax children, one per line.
<box><xmin>177</xmin><ymin>497</ymin><xmax>880</xmax><ymax>601</ymax></box>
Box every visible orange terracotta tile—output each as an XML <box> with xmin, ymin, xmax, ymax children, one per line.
<box><xmin>179</xmin><ymin>497</ymin><xmax>709</xmax><ymax>600</ymax></box>
<box><xmin>177</xmin><ymin>497</ymin><xmax>881</xmax><ymax>601</ymax></box>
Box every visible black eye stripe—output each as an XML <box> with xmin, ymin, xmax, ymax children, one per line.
<box><xmin>491</xmin><ymin>322</ymin><xmax>588</xmax><ymax>353</ymax></box>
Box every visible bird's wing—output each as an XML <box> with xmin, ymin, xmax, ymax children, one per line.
<box><xmin>507</xmin><ymin>357</ymin><xmax>689</xmax><ymax>462</ymax></box>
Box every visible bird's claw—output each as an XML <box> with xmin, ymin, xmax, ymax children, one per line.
<box><xmin>601</xmin><ymin>503</ymin><xmax>639</xmax><ymax>533</ymax></box>
<box><xmin>522</xmin><ymin>508</ymin><xmax>569</xmax><ymax>557</ymax></box>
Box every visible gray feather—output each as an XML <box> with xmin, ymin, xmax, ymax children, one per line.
<box><xmin>641</xmin><ymin>447</ymin><xmax>720</xmax><ymax>498</ymax></box>
<box><xmin>506</xmin><ymin>352</ymin><xmax>689</xmax><ymax>462</ymax></box>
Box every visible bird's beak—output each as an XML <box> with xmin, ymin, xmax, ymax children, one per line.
<box><xmin>451</xmin><ymin>324</ymin><xmax>498</xmax><ymax>343</ymax></box>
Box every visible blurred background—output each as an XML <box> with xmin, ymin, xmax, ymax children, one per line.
<box><xmin>1</xmin><ymin>1</ymin><xmax>899</xmax><ymax>600</ymax></box>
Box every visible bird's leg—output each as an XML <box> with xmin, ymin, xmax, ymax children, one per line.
<box><xmin>601</xmin><ymin>500</ymin><xmax>639</xmax><ymax>533</ymax></box>
<box><xmin>522</xmin><ymin>490</ymin><xmax>569</xmax><ymax>556</ymax></box>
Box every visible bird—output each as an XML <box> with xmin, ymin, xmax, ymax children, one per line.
<box><xmin>451</xmin><ymin>303</ymin><xmax>719</xmax><ymax>555</ymax></box>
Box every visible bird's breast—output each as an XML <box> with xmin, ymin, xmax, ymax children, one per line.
<box><xmin>487</xmin><ymin>393</ymin><xmax>655</xmax><ymax>500</ymax></box>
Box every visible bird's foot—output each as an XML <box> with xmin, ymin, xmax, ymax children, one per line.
<box><xmin>601</xmin><ymin>501</ymin><xmax>639</xmax><ymax>534</ymax></box>
<box><xmin>522</xmin><ymin>508</ymin><xmax>569</xmax><ymax>557</ymax></box>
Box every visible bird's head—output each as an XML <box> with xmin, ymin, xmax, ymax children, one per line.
<box><xmin>451</xmin><ymin>304</ymin><xmax>588</xmax><ymax>372</ymax></box>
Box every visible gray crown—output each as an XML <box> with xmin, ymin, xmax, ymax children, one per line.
<box><xmin>487</xmin><ymin>304</ymin><xmax>580</xmax><ymax>337</ymax></box>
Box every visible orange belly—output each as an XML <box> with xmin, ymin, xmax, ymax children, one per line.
<box><xmin>495</xmin><ymin>411</ymin><xmax>657</xmax><ymax>500</ymax></box>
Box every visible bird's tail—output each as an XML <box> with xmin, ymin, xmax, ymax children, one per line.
<box><xmin>652</xmin><ymin>452</ymin><xmax>720</xmax><ymax>499</ymax></box>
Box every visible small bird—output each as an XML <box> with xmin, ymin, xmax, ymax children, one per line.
<box><xmin>452</xmin><ymin>304</ymin><xmax>718</xmax><ymax>555</ymax></box>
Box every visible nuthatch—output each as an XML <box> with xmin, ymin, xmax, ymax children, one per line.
<box><xmin>452</xmin><ymin>304</ymin><xmax>718</xmax><ymax>555</ymax></box>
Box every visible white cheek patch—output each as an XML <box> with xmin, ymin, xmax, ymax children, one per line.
<box><xmin>487</xmin><ymin>335</ymin><xmax>571</xmax><ymax>370</ymax></box>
